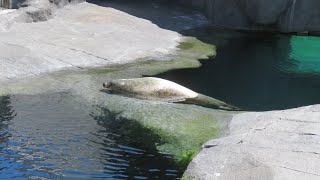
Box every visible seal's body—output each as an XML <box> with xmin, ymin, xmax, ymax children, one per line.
<box><xmin>103</xmin><ymin>77</ymin><xmax>239</xmax><ymax>111</ymax></box>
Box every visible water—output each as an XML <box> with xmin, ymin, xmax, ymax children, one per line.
<box><xmin>0</xmin><ymin>94</ymin><xmax>181</xmax><ymax>179</ymax></box>
<box><xmin>157</xmin><ymin>28</ymin><xmax>320</xmax><ymax>111</ymax></box>
<box><xmin>286</xmin><ymin>35</ymin><xmax>320</xmax><ymax>74</ymax></box>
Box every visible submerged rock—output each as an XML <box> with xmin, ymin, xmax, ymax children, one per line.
<box><xmin>94</xmin><ymin>94</ymin><xmax>235</xmax><ymax>169</ymax></box>
<box><xmin>0</xmin><ymin>36</ymin><xmax>224</xmax><ymax>171</ymax></box>
<box><xmin>184</xmin><ymin>105</ymin><xmax>320</xmax><ymax>179</ymax></box>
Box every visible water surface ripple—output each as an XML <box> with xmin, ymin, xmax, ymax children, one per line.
<box><xmin>0</xmin><ymin>94</ymin><xmax>180</xmax><ymax>179</ymax></box>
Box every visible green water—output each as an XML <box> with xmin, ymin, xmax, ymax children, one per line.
<box><xmin>287</xmin><ymin>36</ymin><xmax>320</xmax><ymax>74</ymax></box>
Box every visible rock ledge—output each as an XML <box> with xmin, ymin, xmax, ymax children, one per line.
<box><xmin>185</xmin><ymin>105</ymin><xmax>320</xmax><ymax>180</ymax></box>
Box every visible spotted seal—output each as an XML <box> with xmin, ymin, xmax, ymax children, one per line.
<box><xmin>103</xmin><ymin>77</ymin><xmax>239</xmax><ymax>111</ymax></box>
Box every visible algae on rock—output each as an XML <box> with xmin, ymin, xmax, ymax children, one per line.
<box><xmin>0</xmin><ymin>36</ymin><xmax>227</xmax><ymax>171</ymax></box>
<box><xmin>91</xmin><ymin>94</ymin><xmax>234</xmax><ymax>170</ymax></box>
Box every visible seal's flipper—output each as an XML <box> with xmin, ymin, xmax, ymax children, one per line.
<box><xmin>168</xmin><ymin>98</ymin><xmax>186</xmax><ymax>103</ymax></box>
<box><xmin>183</xmin><ymin>94</ymin><xmax>241</xmax><ymax>111</ymax></box>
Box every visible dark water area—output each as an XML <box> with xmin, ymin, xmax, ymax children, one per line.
<box><xmin>157</xmin><ymin>28</ymin><xmax>320</xmax><ymax>111</ymax></box>
<box><xmin>0</xmin><ymin>94</ymin><xmax>181</xmax><ymax>179</ymax></box>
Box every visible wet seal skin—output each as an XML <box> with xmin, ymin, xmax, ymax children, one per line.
<box><xmin>103</xmin><ymin>77</ymin><xmax>240</xmax><ymax>111</ymax></box>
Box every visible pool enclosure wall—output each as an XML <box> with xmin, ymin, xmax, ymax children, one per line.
<box><xmin>0</xmin><ymin>0</ymin><xmax>23</xmax><ymax>9</ymax></box>
<box><xmin>0</xmin><ymin>0</ymin><xmax>10</xmax><ymax>8</ymax></box>
<box><xmin>176</xmin><ymin>0</ymin><xmax>320</xmax><ymax>33</ymax></box>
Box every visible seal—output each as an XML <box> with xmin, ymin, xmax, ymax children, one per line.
<box><xmin>103</xmin><ymin>77</ymin><xmax>239</xmax><ymax>111</ymax></box>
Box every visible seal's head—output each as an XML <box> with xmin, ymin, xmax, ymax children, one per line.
<box><xmin>103</xmin><ymin>81</ymin><xmax>112</xmax><ymax>90</ymax></box>
<box><xmin>103</xmin><ymin>80</ymin><xmax>127</xmax><ymax>92</ymax></box>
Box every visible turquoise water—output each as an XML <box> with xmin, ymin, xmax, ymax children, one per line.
<box><xmin>283</xmin><ymin>36</ymin><xmax>320</xmax><ymax>74</ymax></box>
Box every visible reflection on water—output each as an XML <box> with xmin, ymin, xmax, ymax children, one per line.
<box><xmin>0</xmin><ymin>93</ymin><xmax>180</xmax><ymax>179</ymax></box>
<box><xmin>0</xmin><ymin>96</ymin><xmax>16</xmax><ymax>144</ymax></box>
<box><xmin>157</xmin><ymin>29</ymin><xmax>320</xmax><ymax>111</ymax></box>
<box><xmin>91</xmin><ymin>108</ymin><xmax>181</xmax><ymax>179</ymax></box>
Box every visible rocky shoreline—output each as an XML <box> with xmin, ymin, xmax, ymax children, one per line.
<box><xmin>0</xmin><ymin>0</ymin><xmax>219</xmax><ymax>171</ymax></box>
<box><xmin>0</xmin><ymin>34</ymin><xmax>222</xmax><ymax>176</ymax></box>
<box><xmin>1</xmin><ymin>1</ymin><xmax>320</xmax><ymax>179</ymax></box>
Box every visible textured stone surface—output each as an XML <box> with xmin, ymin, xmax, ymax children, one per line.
<box><xmin>239</xmin><ymin>0</ymin><xmax>293</xmax><ymax>25</ymax></box>
<box><xmin>0</xmin><ymin>0</ymin><xmax>85</xmax><ymax>30</ymax></box>
<box><xmin>2</xmin><ymin>0</ymin><xmax>320</xmax><ymax>33</ymax></box>
<box><xmin>185</xmin><ymin>105</ymin><xmax>320</xmax><ymax>179</ymax></box>
<box><xmin>0</xmin><ymin>2</ymin><xmax>182</xmax><ymax>80</ymax></box>
<box><xmin>178</xmin><ymin>0</ymin><xmax>320</xmax><ymax>33</ymax></box>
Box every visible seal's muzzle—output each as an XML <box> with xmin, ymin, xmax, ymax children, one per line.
<box><xmin>103</xmin><ymin>82</ymin><xmax>112</xmax><ymax>90</ymax></box>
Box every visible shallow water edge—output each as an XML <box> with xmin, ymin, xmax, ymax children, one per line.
<box><xmin>0</xmin><ymin>37</ymin><xmax>229</xmax><ymax>179</ymax></box>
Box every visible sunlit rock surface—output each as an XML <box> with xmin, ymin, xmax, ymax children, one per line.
<box><xmin>0</xmin><ymin>9</ymin><xmax>15</xmax><ymax>15</ymax></box>
<box><xmin>0</xmin><ymin>2</ymin><xmax>182</xmax><ymax>80</ymax></box>
<box><xmin>184</xmin><ymin>106</ymin><xmax>320</xmax><ymax>179</ymax></box>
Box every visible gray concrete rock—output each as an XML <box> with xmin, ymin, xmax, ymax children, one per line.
<box><xmin>184</xmin><ymin>105</ymin><xmax>320</xmax><ymax>179</ymax></box>
<box><xmin>239</xmin><ymin>0</ymin><xmax>293</xmax><ymax>25</ymax></box>
<box><xmin>178</xmin><ymin>0</ymin><xmax>320</xmax><ymax>33</ymax></box>
<box><xmin>0</xmin><ymin>2</ymin><xmax>183</xmax><ymax>80</ymax></box>
<box><xmin>0</xmin><ymin>0</ymin><xmax>84</xmax><ymax>29</ymax></box>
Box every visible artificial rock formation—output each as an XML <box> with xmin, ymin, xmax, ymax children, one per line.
<box><xmin>184</xmin><ymin>105</ymin><xmax>320</xmax><ymax>179</ymax></box>
<box><xmin>0</xmin><ymin>2</ymin><xmax>182</xmax><ymax>80</ymax></box>
<box><xmin>3</xmin><ymin>0</ymin><xmax>320</xmax><ymax>33</ymax></box>
<box><xmin>0</xmin><ymin>0</ymin><xmax>84</xmax><ymax>29</ymax></box>
<box><xmin>177</xmin><ymin>0</ymin><xmax>320</xmax><ymax>33</ymax></box>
